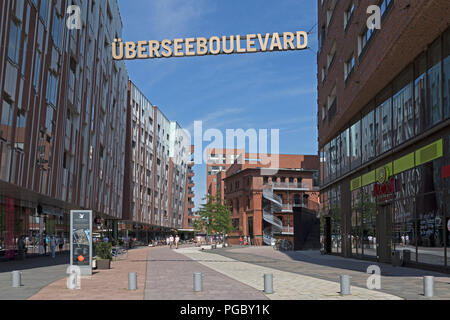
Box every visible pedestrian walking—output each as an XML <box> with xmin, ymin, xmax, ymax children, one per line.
<box><xmin>244</xmin><ymin>235</ymin><xmax>247</xmax><ymax>246</ymax></box>
<box><xmin>58</xmin><ymin>235</ymin><xmax>64</xmax><ymax>252</ymax></box>
<box><xmin>239</xmin><ymin>236</ymin><xmax>243</xmax><ymax>246</ymax></box>
<box><xmin>169</xmin><ymin>235</ymin><xmax>174</xmax><ymax>249</ymax></box>
<box><xmin>50</xmin><ymin>235</ymin><xmax>56</xmax><ymax>259</ymax></box>
<box><xmin>175</xmin><ymin>235</ymin><xmax>180</xmax><ymax>249</ymax></box>
<box><xmin>44</xmin><ymin>234</ymin><xmax>48</xmax><ymax>255</ymax></box>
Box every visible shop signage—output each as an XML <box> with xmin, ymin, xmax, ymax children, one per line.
<box><xmin>442</xmin><ymin>165</ymin><xmax>450</xmax><ymax>179</ymax></box>
<box><xmin>70</xmin><ymin>210</ymin><xmax>92</xmax><ymax>276</ymax></box>
<box><xmin>112</xmin><ymin>31</ymin><xmax>308</xmax><ymax>60</ymax></box>
<box><xmin>373</xmin><ymin>178</ymin><xmax>396</xmax><ymax>197</ymax></box>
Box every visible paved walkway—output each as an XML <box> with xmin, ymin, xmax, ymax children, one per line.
<box><xmin>205</xmin><ymin>246</ymin><xmax>450</xmax><ymax>300</ymax></box>
<box><xmin>144</xmin><ymin>246</ymin><xmax>267</xmax><ymax>300</ymax></box>
<box><xmin>29</xmin><ymin>247</ymin><xmax>149</xmax><ymax>300</ymax></box>
<box><xmin>176</xmin><ymin>247</ymin><xmax>402</xmax><ymax>300</ymax></box>
<box><xmin>0</xmin><ymin>253</ymin><xmax>70</xmax><ymax>300</ymax></box>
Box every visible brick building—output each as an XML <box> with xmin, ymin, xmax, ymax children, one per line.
<box><xmin>318</xmin><ymin>0</ymin><xmax>450</xmax><ymax>271</ymax></box>
<box><xmin>221</xmin><ymin>153</ymin><xmax>320</xmax><ymax>246</ymax></box>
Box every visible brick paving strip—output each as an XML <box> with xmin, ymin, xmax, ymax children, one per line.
<box><xmin>206</xmin><ymin>247</ymin><xmax>450</xmax><ymax>300</ymax></box>
<box><xmin>144</xmin><ymin>246</ymin><xmax>268</xmax><ymax>300</ymax></box>
<box><xmin>175</xmin><ymin>247</ymin><xmax>403</xmax><ymax>300</ymax></box>
<box><xmin>29</xmin><ymin>247</ymin><xmax>150</xmax><ymax>300</ymax></box>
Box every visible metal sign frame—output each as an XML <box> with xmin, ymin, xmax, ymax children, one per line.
<box><xmin>70</xmin><ymin>210</ymin><xmax>93</xmax><ymax>276</ymax></box>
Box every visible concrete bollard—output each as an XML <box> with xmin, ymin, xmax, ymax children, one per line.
<box><xmin>128</xmin><ymin>272</ymin><xmax>137</xmax><ymax>291</ymax></box>
<box><xmin>340</xmin><ymin>275</ymin><xmax>351</xmax><ymax>295</ymax></box>
<box><xmin>12</xmin><ymin>271</ymin><xmax>22</xmax><ymax>288</ymax></box>
<box><xmin>264</xmin><ymin>274</ymin><xmax>273</xmax><ymax>294</ymax></box>
<box><xmin>424</xmin><ymin>276</ymin><xmax>434</xmax><ymax>297</ymax></box>
<box><xmin>193</xmin><ymin>272</ymin><xmax>203</xmax><ymax>292</ymax></box>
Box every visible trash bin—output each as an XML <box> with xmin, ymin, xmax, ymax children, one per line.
<box><xmin>403</xmin><ymin>250</ymin><xmax>411</xmax><ymax>264</ymax></box>
<box><xmin>392</xmin><ymin>250</ymin><xmax>401</xmax><ymax>267</ymax></box>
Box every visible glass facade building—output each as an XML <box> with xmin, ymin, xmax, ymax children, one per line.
<box><xmin>318</xmin><ymin>0</ymin><xmax>450</xmax><ymax>272</ymax></box>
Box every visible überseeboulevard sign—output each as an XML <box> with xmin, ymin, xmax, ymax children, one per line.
<box><xmin>112</xmin><ymin>31</ymin><xmax>308</xmax><ymax>60</ymax></box>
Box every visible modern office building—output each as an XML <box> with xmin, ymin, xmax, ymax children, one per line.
<box><xmin>0</xmin><ymin>0</ymin><xmax>128</xmax><ymax>258</ymax></box>
<box><xmin>221</xmin><ymin>154</ymin><xmax>320</xmax><ymax>246</ymax></box>
<box><xmin>122</xmin><ymin>81</ymin><xmax>191</xmax><ymax>243</ymax></box>
<box><xmin>180</xmin><ymin>145</ymin><xmax>196</xmax><ymax>240</ymax></box>
<box><xmin>318</xmin><ymin>0</ymin><xmax>449</xmax><ymax>271</ymax></box>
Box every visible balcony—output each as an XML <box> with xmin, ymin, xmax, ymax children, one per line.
<box><xmin>271</xmin><ymin>182</ymin><xmax>311</xmax><ymax>191</ymax></box>
<box><xmin>281</xmin><ymin>203</ymin><xmax>307</xmax><ymax>212</ymax></box>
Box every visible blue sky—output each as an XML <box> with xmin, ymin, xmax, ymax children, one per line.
<box><xmin>117</xmin><ymin>0</ymin><xmax>318</xmax><ymax>210</ymax></box>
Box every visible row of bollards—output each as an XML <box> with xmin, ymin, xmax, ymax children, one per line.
<box><xmin>338</xmin><ymin>274</ymin><xmax>435</xmax><ymax>297</ymax></box>
<box><xmin>8</xmin><ymin>269</ymin><xmax>437</xmax><ymax>298</ymax></box>
<box><xmin>193</xmin><ymin>272</ymin><xmax>274</xmax><ymax>293</ymax></box>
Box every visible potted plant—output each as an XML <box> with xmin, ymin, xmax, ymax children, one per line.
<box><xmin>95</xmin><ymin>242</ymin><xmax>112</xmax><ymax>269</ymax></box>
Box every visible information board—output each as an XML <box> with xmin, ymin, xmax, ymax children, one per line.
<box><xmin>70</xmin><ymin>210</ymin><xmax>92</xmax><ymax>275</ymax></box>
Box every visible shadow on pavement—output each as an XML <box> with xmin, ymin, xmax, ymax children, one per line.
<box><xmin>0</xmin><ymin>253</ymin><xmax>70</xmax><ymax>273</ymax></box>
<box><xmin>221</xmin><ymin>248</ymin><xmax>450</xmax><ymax>278</ymax></box>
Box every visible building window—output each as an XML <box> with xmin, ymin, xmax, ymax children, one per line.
<box><xmin>1</xmin><ymin>99</ymin><xmax>14</xmax><ymax>141</ymax></box>
<box><xmin>375</xmin><ymin>97</ymin><xmax>392</xmax><ymax>155</ymax></box>
<box><xmin>327</xmin><ymin>40</ymin><xmax>336</xmax><ymax>70</ymax></box>
<box><xmin>8</xmin><ymin>20</ymin><xmax>21</xmax><ymax>65</ymax></box>
<box><xmin>344</xmin><ymin>1</ymin><xmax>354</xmax><ymax>31</ymax></box>
<box><xmin>427</xmin><ymin>39</ymin><xmax>442</xmax><ymax>127</ymax></box>
<box><xmin>392</xmin><ymin>67</ymin><xmax>413</xmax><ymax>147</ymax></box>
<box><xmin>14</xmin><ymin>109</ymin><xmax>26</xmax><ymax>150</ymax></box>
<box><xmin>350</xmin><ymin>120</ymin><xmax>361</xmax><ymax>170</ymax></box>
<box><xmin>361</xmin><ymin>110</ymin><xmax>375</xmax><ymax>163</ymax></box>
<box><xmin>51</xmin><ymin>11</ymin><xmax>63</xmax><ymax>50</ymax></box>
<box><xmin>33</xmin><ymin>50</ymin><xmax>41</xmax><ymax>90</ymax></box>
<box><xmin>443</xmin><ymin>30</ymin><xmax>450</xmax><ymax>120</ymax></box>
<box><xmin>46</xmin><ymin>72</ymin><xmax>59</xmax><ymax>106</ymax></box>
<box><xmin>344</xmin><ymin>53</ymin><xmax>355</xmax><ymax>81</ymax></box>
<box><xmin>326</xmin><ymin>0</ymin><xmax>337</xmax><ymax>27</ymax></box>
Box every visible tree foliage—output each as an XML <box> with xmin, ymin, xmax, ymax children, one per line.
<box><xmin>193</xmin><ymin>194</ymin><xmax>234</xmax><ymax>236</ymax></box>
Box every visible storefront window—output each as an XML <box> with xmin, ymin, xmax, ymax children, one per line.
<box><xmin>350</xmin><ymin>120</ymin><xmax>361</xmax><ymax>170</ymax></box>
<box><xmin>362</xmin><ymin>110</ymin><xmax>375</xmax><ymax>163</ymax></box>
<box><xmin>415</xmin><ymin>159</ymin><xmax>446</xmax><ymax>266</ymax></box>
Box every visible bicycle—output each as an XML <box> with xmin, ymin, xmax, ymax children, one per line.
<box><xmin>111</xmin><ymin>246</ymin><xmax>128</xmax><ymax>260</ymax></box>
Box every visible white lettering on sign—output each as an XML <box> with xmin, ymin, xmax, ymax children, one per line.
<box><xmin>112</xmin><ymin>31</ymin><xmax>308</xmax><ymax>60</ymax></box>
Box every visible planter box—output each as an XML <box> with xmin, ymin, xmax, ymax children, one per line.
<box><xmin>97</xmin><ymin>259</ymin><xmax>111</xmax><ymax>270</ymax></box>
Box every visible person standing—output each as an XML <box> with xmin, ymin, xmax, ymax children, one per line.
<box><xmin>169</xmin><ymin>235</ymin><xmax>174</xmax><ymax>249</ymax></box>
<box><xmin>175</xmin><ymin>235</ymin><xmax>180</xmax><ymax>249</ymax></box>
<box><xmin>244</xmin><ymin>235</ymin><xmax>247</xmax><ymax>246</ymax></box>
<box><xmin>239</xmin><ymin>236</ymin><xmax>243</xmax><ymax>246</ymax></box>
<box><xmin>58</xmin><ymin>235</ymin><xmax>64</xmax><ymax>252</ymax></box>
<box><xmin>18</xmin><ymin>236</ymin><xmax>26</xmax><ymax>260</ymax></box>
<box><xmin>50</xmin><ymin>235</ymin><xmax>56</xmax><ymax>259</ymax></box>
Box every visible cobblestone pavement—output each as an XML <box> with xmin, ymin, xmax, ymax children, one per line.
<box><xmin>29</xmin><ymin>247</ymin><xmax>149</xmax><ymax>300</ymax></box>
<box><xmin>0</xmin><ymin>253</ymin><xmax>70</xmax><ymax>300</ymax></box>
<box><xmin>176</xmin><ymin>247</ymin><xmax>402</xmax><ymax>300</ymax></box>
<box><xmin>205</xmin><ymin>246</ymin><xmax>450</xmax><ymax>300</ymax></box>
<box><xmin>144</xmin><ymin>246</ymin><xmax>268</xmax><ymax>300</ymax></box>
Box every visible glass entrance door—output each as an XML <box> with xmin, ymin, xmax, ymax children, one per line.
<box><xmin>377</xmin><ymin>204</ymin><xmax>392</xmax><ymax>263</ymax></box>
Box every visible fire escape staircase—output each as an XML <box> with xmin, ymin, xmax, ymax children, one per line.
<box><xmin>262</xmin><ymin>186</ymin><xmax>283</xmax><ymax>246</ymax></box>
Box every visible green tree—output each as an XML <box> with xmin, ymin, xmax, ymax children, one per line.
<box><xmin>193</xmin><ymin>194</ymin><xmax>234</xmax><ymax>243</ymax></box>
